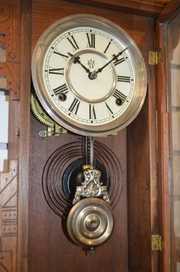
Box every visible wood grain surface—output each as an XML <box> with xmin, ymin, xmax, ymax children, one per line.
<box><xmin>66</xmin><ymin>0</ymin><xmax>172</xmax><ymax>16</ymax></box>
<box><xmin>30</xmin><ymin>1</ymin><xmax>156</xmax><ymax>272</ymax></box>
<box><xmin>29</xmin><ymin>116</ymin><xmax>128</xmax><ymax>272</ymax></box>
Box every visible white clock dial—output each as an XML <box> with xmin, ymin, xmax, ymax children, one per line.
<box><xmin>32</xmin><ymin>15</ymin><xmax>147</xmax><ymax>136</ymax></box>
<box><xmin>42</xmin><ymin>27</ymin><xmax>134</xmax><ymax>125</ymax></box>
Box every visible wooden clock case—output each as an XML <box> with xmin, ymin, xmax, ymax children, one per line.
<box><xmin>0</xmin><ymin>1</ymin><xmax>179</xmax><ymax>272</ymax></box>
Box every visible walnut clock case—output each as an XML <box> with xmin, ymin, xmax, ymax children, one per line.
<box><xmin>31</xmin><ymin>14</ymin><xmax>147</xmax><ymax>249</ymax></box>
<box><xmin>29</xmin><ymin>7</ymin><xmax>152</xmax><ymax>272</ymax></box>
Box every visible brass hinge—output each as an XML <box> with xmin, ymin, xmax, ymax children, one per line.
<box><xmin>152</xmin><ymin>234</ymin><xmax>163</xmax><ymax>251</ymax></box>
<box><xmin>148</xmin><ymin>50</ymin><xmax>162</xmax><ymax>65</ymax></box>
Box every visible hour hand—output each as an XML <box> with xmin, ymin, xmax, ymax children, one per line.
<box><xmin>68</xmin><ymin>53</ymin><xmax>91</xmax><ymax>74</ymax></box>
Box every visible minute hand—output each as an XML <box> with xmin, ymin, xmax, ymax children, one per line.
<box><xmin>96</xmin><ymin>47</ymin><xmax>128</xmax><ymax>74</ymax></box>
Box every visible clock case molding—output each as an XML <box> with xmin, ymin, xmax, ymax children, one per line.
<box><xmin>0</xmin><ymin>1</ymin><xmax>179</xmax><ymax>272</ymax></box>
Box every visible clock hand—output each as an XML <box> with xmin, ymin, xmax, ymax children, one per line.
<box><xmin>68</xmin><ymin>53</ymin><xmax>91</xmax><ymax>74</ymax></box>
<box><xmin>95</xmin><ymin>47</ymin><xmax>128</xmax><ymax>74</ymax></box>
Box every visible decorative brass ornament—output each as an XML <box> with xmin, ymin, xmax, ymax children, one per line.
<box><xmin>67</xmin><ymin>197</ymin><xmax>113</xmax><ymax>247</ymax></box>
<box><xmin>73</xmin><ymin>167</ymin><xmax>110</xmax><ymax>204</ymax></box>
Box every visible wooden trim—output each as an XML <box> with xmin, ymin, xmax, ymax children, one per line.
<box><xmin>127</xmin><ymin>43</ymin><xmax>157</xmax><ymax>271</ymax></box>
<box><xmin>158</xmin><ymin>0</ymin><xmax>180</xmax><ymax>22</ymax></box>
<box><xmin>65</xmin><ymin>0</ymin><xmax>167</xmax><ymax>17</ymax></box>
<box><xmin>148</xmin><ymin>52</ymin><xmax>161</xmax><ymax>272</ymax></box>
<box><xmin>155</xmin><ymin>21</ymin><xmax>171</xmax><ymax>272</ymax></box>
<box><xmin>17</xmin><ymin>0</ymin><xmax>32</xmax><ymax>272</ymax></box>
<box><xmin>176</xmin><ymin>237</ymin><xmax>180</xmax><ymax>262</ymax></box>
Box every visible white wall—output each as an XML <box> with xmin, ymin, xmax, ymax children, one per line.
<box><xmin>0</xmin><ymin>91</ymin><xmax>9</xmax><ymax>171</ymax></box>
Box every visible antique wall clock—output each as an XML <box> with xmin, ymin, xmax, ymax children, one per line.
<box><xmin>2</xmin><ymin>1</ymin><xmax>179</xmax><ymax>272</ymax></box>
<box><xmin>31</xmin><ymin>14</ymin><xmax>147</xmax><ymax>249</ymax></box>
<box><xmin>0</xmin><ymin>0</ymin><xmax>180</xmax><ymax>272</ymax></box>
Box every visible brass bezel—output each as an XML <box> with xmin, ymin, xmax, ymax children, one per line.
<box><xmin>32</xmin><ymin>14</ymin><xmax>147</xmax><ymax>136</ymax></box>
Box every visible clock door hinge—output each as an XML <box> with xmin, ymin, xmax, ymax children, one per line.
<box><xmin>148</xmin><ymin>50</ymin><xmax>162</xmax><ymax>65</ymax></box>
<box><xmin>151</xmin><ymin>234</ymin><xmax>163</xmax><ymax>251</ymax></box>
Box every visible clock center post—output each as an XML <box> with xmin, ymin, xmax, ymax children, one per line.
<box><xmin>66</xmin><ymin>49</ymin><xmax>116</xmax><ymax>103</ymax></box>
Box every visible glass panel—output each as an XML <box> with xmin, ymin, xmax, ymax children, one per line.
<box><xmin>168</xmin><ymin>12</ymin><xmax>180</xmax><ymax>271</ymax></box>
<box><xmin>0</xmin><ymin>90</ymin><xmax>9</xmax><ymax>171</ymax></box>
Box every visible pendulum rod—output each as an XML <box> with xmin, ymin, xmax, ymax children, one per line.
<box><xmin>84</xmin><ymin>136</ymin><xmax>94</xmax><ymax>167</ymax></box>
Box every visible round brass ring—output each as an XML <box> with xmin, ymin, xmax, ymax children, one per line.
<box><xmin>32</xmin><ymin>14</ymin><xmax>147</xmax><ymax>137</ymax></box>
<box><xmin>67</xmin><ymin>198</ymin><xmax>113</xmax><ymax>247</ymax></box>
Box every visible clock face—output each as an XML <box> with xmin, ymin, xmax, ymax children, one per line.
<box><xmin>32</xmin><ymin>15</ymin><xmax>147</xmax><ymax>136</ymax></box>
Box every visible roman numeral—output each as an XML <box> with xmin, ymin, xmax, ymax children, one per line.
<box><xmin>105</xmin><ymin>102</ymin><xmax>113</xmax><ymax>114</ymax></box>
<box><xmin>117</xmin><ymin>75</ymin><xmax>131</xmax><ymax>83</ymax></box>
<box><xmin>49</xmin><ymin>68</ymin><xmax>64</xmax><ymax>75</ymax></box>
<box><xmin>86</xmin><ymin>32</ymin><xmax>95</xmax><ymax>48</ymax></box>
<box><xmin>67</xmin><ymin>34</ymin><xmax>79</xmax><ymax>50</ymax></box>
<box><xmin>53</xmin><ymin>51</ymin><xmax>69</xmax><ymax>58</ymax></box>
<box><xmin>113</xmin><ymin>89</ymin><xmax>127</xmax><ymax>103</ymax></box>
<box><xmin>114</xmin><ymin>57</ymin><xmax>126</xmax><ymax>66</ymax></box>
<box><xmin>53</xmin><ymin>84</ymin><xmax>68</xmax><ymax>96</ymax></box>
<box><xmin>89</xmin><ymin>104</ymin><xmax>96</xmax><ymax>120</ymax></box>
<box><xmin>69</xmin><ymin>98</ymin><xmax>80</xmax><ymax>114</ymax></box>
<box><xmin>104</xmin><ymin>40</ymin><xmax>112</xmax><ymax>54</ymax></box>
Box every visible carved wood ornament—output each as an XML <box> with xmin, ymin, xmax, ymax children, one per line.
<box><xmin>0</xmin><ymin>161</ymin><xmax>18</xmax><ymax>272</ymax></box>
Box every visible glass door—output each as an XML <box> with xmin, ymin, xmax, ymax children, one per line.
<box><xmin>167</xmin><ymin>12</ymin><xmax>180</xmax><ymax>272</ymax></box>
